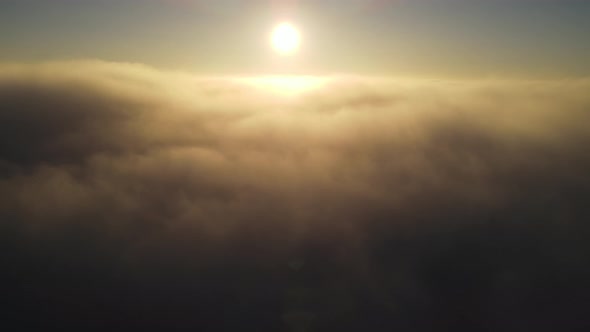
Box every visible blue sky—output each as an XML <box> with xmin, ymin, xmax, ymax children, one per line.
<box><xmin>1</xmin><ymin>0</ymin><xmax>589</xmax><ymax>76</ymax></box>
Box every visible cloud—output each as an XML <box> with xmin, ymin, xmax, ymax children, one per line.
<box><xmin>1</xmin><ymin>61</ymin><xmax>589</xmax><ymax>331</ymax></box>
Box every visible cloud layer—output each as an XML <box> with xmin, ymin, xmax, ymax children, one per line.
<box><xmin>1</xmin><ymin>62</ymin><xmax>589</xmax><ymax>331</ymax></box>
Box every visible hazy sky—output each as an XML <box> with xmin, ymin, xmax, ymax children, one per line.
<box><xmin>1</xmin><ymin>0</ymin><xmax>589</xmax><ymax>76</ymax></box>
<box><xmin>2</xmin><ymin>2</ymin><xmax>590</xmax><ymax>330</ymax></box>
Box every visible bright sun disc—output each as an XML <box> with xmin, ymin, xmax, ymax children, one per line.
<box><xmin>271</xmin><ymin>22</ymin><xmax>301</xmax><ymax>55</ymax></box>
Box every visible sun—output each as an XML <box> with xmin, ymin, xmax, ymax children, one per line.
<box><xmin>271</xmin><ymin>22</ymin><xmax>301</xmax><ymax>56</ymax></box>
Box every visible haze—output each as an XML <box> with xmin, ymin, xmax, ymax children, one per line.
<box><xmin>1</xmin><ymin>1</ymin><xmax>589</xmax><ymax>332</ymax></box>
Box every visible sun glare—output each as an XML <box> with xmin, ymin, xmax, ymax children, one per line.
<box><xmin>234</xmin><ymin>76</ymin><xmax>329</xmax><ymax>96</ymax></box>
<box><xmin>271</xmin><ymin>22</ymin><xmax>301</xmax><ymax>56</ymax></box>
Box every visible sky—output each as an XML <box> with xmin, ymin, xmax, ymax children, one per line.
<box><xmin>1</xmin><ymin>1</ymin><xmax>590</xmax><ymax>331</ymax></box>
<box><xmin>1</xmin><ymin>0</ymin><xmax>589</xmax><ymax>76</ymax></box>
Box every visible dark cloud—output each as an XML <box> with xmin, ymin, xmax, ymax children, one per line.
<box><xmin>1</xmin><ymin>62</ymin><xmax>589</xmax><ymax>331</ymax></box>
